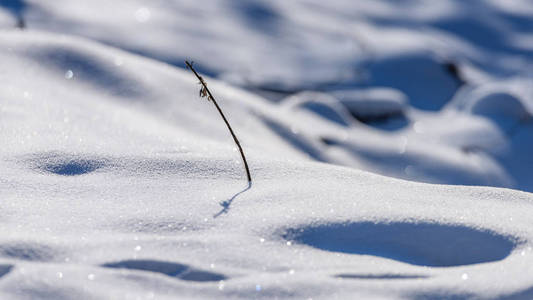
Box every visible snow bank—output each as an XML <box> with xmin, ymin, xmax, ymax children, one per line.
<box><xmin>1</xmin><ymin>29</ymin><xmax>533</xmax><ymax>299</ymax></box>
<box><xmin>1</xmin><ymin>1</ymin><xmax>533</xmax><ymax>299</ymax></box>
<box><xmin>2</xmin><ymin>0</ymin><xmax>532</xmax><ymax>192</ymax></box>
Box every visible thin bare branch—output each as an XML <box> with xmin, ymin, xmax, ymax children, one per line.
<box><xmin>185</xmin><ymin>60</ymin><xmax>252</xmax><ymax>183</ymax></box>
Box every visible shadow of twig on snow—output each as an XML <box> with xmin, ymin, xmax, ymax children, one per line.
<box><xmin>213</xmin><ymin>182</ymin><xmax>252</xmax><ymax>218</ymax></box>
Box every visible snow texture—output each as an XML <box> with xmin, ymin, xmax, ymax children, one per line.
<box><xmin>1</xmin><ymin>1</ymin><xmax>533</xmax><ymax>299</ymax></box>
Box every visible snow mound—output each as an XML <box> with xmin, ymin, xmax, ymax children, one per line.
<box><xmin>331</xmin><ymin>87</ymin><xmax>409</xmax><ymax>130</ymax></box>
<box><xmin>1</xmin><ymin>2</ymin><xmax>533</xmax><ymax>299</ymax></box>
<box><xmin>282</xmin><ymin>91</ymin><xmax>356</xmax><ymax>127</ymax></box>
<box><xmin>331</xmin><ymin>88</ymin><xmax>407</xmax><ymax>120</ymax></box>
<box><xmin>450</xmin><ymin>82</ymin><xmax>533</xmax><ymax>130</ymax></box>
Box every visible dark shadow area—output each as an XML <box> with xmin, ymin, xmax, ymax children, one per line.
<box><xmin>0</xmin><ymin>264</ymin><xmax>13</xmax><ymax>278</ymax></box>
<box><xmin>351</xmin><ymin>112</ymin><xmax>409</xmax><ymax>131</ymax></box>
<box><xmin>0</xmin><ymin>0</ymin><xmax>26</xmax><ymax>29</ymax></box>
<box><xmin>469</xmin><ymin>92</ymin><xmax>531</xmax><ymax>135</ymax></box>
<box><xmin>44</xmin><ymin>160</ymin><xmax>104</xmax><ymax>176</ymax></box>
<box><xmin>235</xmin><ymin>1</ymin><xmax>281</xmax><ymax>34</ymax></box>
<box><xmin>335</xmin><ymin>273</ymin><xmax>428</xmax><ymax>280</ymax></box>
<box><xmin>361</xmin><ymin>54</ymin><xmax>463</xmax><ymax>111</ymax></box>
<box><xmin>443</xmin><ymin>62</ymin><xmax>466</xmax><ymax>86</ymax></box>
<box><xmin>102</xmin><ymin>259</ymin><xmax>227</xmax><ymax>282</ymax></box>
<box><xmin>284</xmin><ymin>221</ymin><xmax>517</xmax><ymax>267</ymax></box>
<box><xmin>320</xmin><ymin>137</ymin><xmax>338</xmax><ymax>146</ymax></box>
<box><xmin>430</xmin><ymin>17</ymin><xmax>532</xmax><ymax>56</ymax></box>
<box><xmin>27</xmin><ymin>151</ymin><xmax>108</xmax><ymax>176</ymax></box>
<box><xmin>214</xmin><ymin>182</ymin><xmax>252</xmax><ymax>218</ymax></box>
<box><xmin>410</xmin><ymin>290</ymin><xmax>475</xmax><ymax>300</ymax></box>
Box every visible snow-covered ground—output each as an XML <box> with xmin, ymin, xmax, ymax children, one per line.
<box><xmin>1</xmin><ymin>1</ymin><xmax>533</xmax><ymax>299</ymax></box>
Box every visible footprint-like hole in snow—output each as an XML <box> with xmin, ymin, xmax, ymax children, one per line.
<box><xmin>29</xmin><ymin>152</ymin><xmax>107</xmax><ymax>176</ymax></box>
<box><xmin>284</xmin><ymin>222</ymin><xmax>517</xmax><ymax>267</ymax></box>
<box><xmin>43</xmin><ymin>159</ymin><xmax>104</xmax><ymax>176</ymax></box>
<box><xmin>102</xmin><ymin>259</ymin><xmax>227</xmax><ymax>282</ymax></box>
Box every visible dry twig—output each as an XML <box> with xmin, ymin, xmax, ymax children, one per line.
<box><xmin>185</xmin><ymin>61</ymin><xmax>252</xmax><ymax>183</ymax></box>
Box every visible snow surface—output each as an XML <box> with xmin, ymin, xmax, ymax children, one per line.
<box><xmin>1</xmin><ymin>1</ymin><xmax>533</xmax><ymax>299</ymax></box>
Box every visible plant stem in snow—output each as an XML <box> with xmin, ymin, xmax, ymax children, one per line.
<box><xmin>185</xmin><ymin>60</ymin><xmax>252</xmax><ymax>183</ymax></box>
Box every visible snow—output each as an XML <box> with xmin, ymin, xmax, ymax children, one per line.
<box><xmin>1</xmin><ymin>1</ymin><xmax>533</xmax><ymax>299</ymax></box>
<box><xmin>331</xmin><ymin>88</ymin><xmax>408</xmax><ymax>121</ymax></box>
